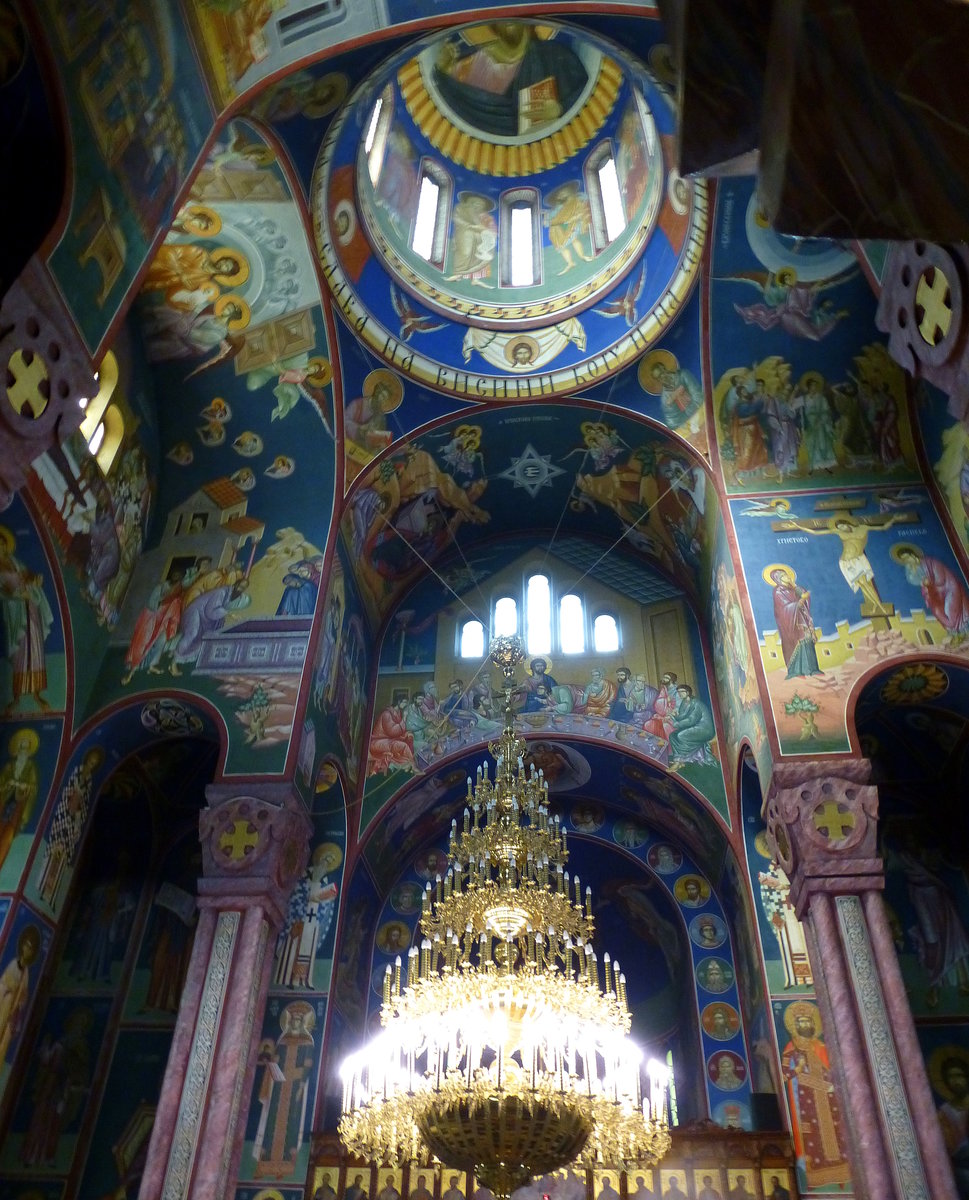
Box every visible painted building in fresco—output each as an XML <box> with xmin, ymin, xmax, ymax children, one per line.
<box><xmin>0</xmin><ymin>4</ymin><xmax>966</xmax><ymax>1200</ymax></box>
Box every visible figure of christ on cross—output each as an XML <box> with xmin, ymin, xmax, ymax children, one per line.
<box><xmin>772</xmin><ymin>509</ymin><xmax>916</xmax><ymax>615</ymax></box>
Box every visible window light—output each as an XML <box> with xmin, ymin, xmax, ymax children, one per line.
<box><xmin>494</xmin><ymin>597</ymin><xmax>518</xmax><ymax>638</ymax></box>
<box><xmin>412</xmin><ymin>174</ymin><xmax>441</xmax><ymax>261</ymax></box>
<box><xmin>593</xmin><ymin>613</ymin><xmax>620</xmax><ymax>653</ymax></box>
<box><xmin>597</xmin><ymin>155</ymin><xmax>626</xmax><ymax>243</ymax></box>
<box><xmin>460</xmin><ymin>619</ymin><xmax>485</xmax><ymax>658</ymax></box>
<box><xmin>364</xmin><ymin>99</ymin><xmax>382</xmax><ymax>154</ymax></box>
<box><xmin>559</xmin><ymin>594</ymin><xmax>585</xmax><ymax>654</ymax></box>
<box><xmin>510</xmin><ymin>204</ymin><xmax>535</xmax><ymax>286</ymax></box>
<box><xmin>88</xmin><ymin>422</ymin><xmax>105</xmax><ymax>456</ymax></box>
<box><xmin>526</xmin><ymin>574</ymin><xmax>551</xmax><ymax>655</ymax></box>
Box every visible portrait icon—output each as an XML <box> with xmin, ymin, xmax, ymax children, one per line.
<box><xmin>696</xmin><ymin>956</ymin><xmax>734</xmax><ymax>994</ymax></box>
<box><xmin>690</xmin><ymin>913</ymin><xmax>726</xmax><ymax>950</ymax></box>
<box><xmin>701</xmin><ymin>1002</ymin><xmax>741</xmax><ymax>1041</ymax></box>
<box><xmin>707</xmin><ymin>1050</ymin><xmax>747</xmax><ymax>1091</ymax></box>
<box><xmin>647</xmin><ymin>844</ymin><xmax>682</xmax><ymax>874</ymax></box>
<box><xmin>674</xmin><ymin>874</ymin><xmax>710</xmax><ymax>907</ymax></box>
<box><xmin>375</xmin><ymin>920</ymin><xmax>411</xmax><ymax>954</ymax></box>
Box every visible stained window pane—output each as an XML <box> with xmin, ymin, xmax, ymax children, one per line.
<box><xmin>593</xmin><ymin>613</ymin><xmax>619</xmax><ymax>653</ymax></box>
<box><xmin>559</xmin><ymin>594</ymin><xmax>585</xmax><ymax>653</ymax></box>
<box><xmin>526</xmin><ymin>574</ymin><xmax>551</xmax><ymax>655</ymax></box>
<box><xmin>460</xmin><ymin>619</ymin><xmax>484</xmax><ymax>658</ymax></box>
<box><xmin>494</xmin><ymin>596</ymin><xmax>518</xmax><ymax>638</ymax></box>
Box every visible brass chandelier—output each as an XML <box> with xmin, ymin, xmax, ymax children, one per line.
<box><xmin>340</xmin><ymin>637</ymin><xmax>671</xmax><ymax>1198</ymax></box>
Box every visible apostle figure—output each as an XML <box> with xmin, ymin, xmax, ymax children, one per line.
<box><xmin>892</xmin><ymin>543</ymin><xmax>969</xmax><ymax>644</ymax></box>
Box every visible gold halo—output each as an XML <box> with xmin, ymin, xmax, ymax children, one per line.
<box><xmin>253</xmin><ymin>1191</ymin><xmax>286</xmax><ymax>1200</ymax></box>
<box><xmin>333</xmin><ymin>198</ymin><xmax>357</xmax><ymax>245</ymax></box>
<box><xmin>782</xmin><ymin>999</ymin><xmax>820</xmax><ymax>1038</ymax></box>
<box><xmin>797</xmin><ymin>370</ymin><xmax>825</xmax><ymax>392</ymax></box>
<box><xmin>281</xmin><ymin>999</ymin><xmax>316</xmax><ymax>1034</ymax></box>
<box><xmin>890</xmin><ymin>542</ymin><xmax>922</xmax><ymax>564</ymax></box>
<box><xmin>214</xmin><ymin>293</ymin><xmax>250</xmax><ymax>331</ymax></box>
<box><xmin>546</xmin><ymin>179</ymin><xmax>580</xmax><ymax>207</ymax></box>
<box><xmin>753</xmin><ymin>830</ymin><xmax>772</xmax><ymax>859</ymax></box>
<box><xmin>638</xmin><ymin>348</ymin><xmax>678</xmax><ymax>394</ymax></box>
<box><xmin>211</xmin><ymin>247</ymin><xmax>250</xmax><ymax>286</ymax></box>
<box><xmin>180</xmin><ymin>204</ymin><xmax>222</xmax><ymax>236</ymax></box>
<box><xmin>504</xmin><ymin>335</ymin><xmax>539</xmax><ymax>367</ymax></box>
<box><xmin>312</xmin><ymin>840</ymin><xmax>343</xmax><ymax>870</ymax></box>
<box><xmin>776</xmin><ymin>266</ymin><xmax>797</xmax><ymax>287</ymax></box>
<box><xmin>304</xmin><ymin>72</ymin><xmax>348</xmax><ymax>119</ymax></box>
<box><xmin>363</xmin><ymin>368</ymin><xmax>403</xmax><ymax>411</ymax></box>
<box><xmin>0</xmin><ymin>525</ymin><xmax>16</xmax><ymax>555</ymax></box>
<box><xmin>762</xmin><ymin>562</ymin><xmax>795</xmax><ymax>587</ymax></box>
<box><xmin>83</xmin><ymin>745</ymin><xmax>106</xmax><ymax>771</ymax></box>
<box><xmin>526</xmin><ymin>656</ymin><xmax>553</xmax><ymax>676</ymax></box>
<box><xmin>929</xmin><ymin>1044</ymin><xmax>969</xmax><ymax>1101</ymax></box>
<box><xmin>306</xmin><ymin>356</ymin><xmax>333</xmax><ymax>387</ymax></box>
<box><xmin>8</xmin><ymin>727</ymin><xmax>39</xmax><ymax>756</ymax></box>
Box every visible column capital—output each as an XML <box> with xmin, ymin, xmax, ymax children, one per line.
<box><xmin>764</xmin><ymin>759</ymin><xmax>882</xmax><ymax>915</ymax></box>
<box><xmin>198</xmin><ymin>781</ymin><xmax>312</xmax><ymax>925</ymax></box>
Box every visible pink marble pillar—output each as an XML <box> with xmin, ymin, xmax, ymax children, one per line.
<box><xmin>138</xmin><ymin>782</ymin><xmax>312</xmax><ymax>1200</ymax></box>
<box><xmin>764</xmin><ymin>759</ymin><xmax>957</xmax><ymax>1200</ymax></box>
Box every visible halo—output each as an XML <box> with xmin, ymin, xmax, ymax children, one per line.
<box><xmin>667</xmin><ymin>170</ymin><xmax>689</xmax><ymax>216</ymax></box>
<box><xmin>638</xmin><ymin>348</ymin><xmax>678</xmax><ymax>394</ymax></box>
<box><xmin>8</xmin><ymin>727</ymin><xmax>39</xmax><ymax>756</ymax></box>
<box><xmin>306</xmin><ymin>356</ymin><xmax>333</xmax><ymax>387</ymax></box>
<box><xmin>281</xmin><ymin>999</ymin><xmax>316</xmax><ymax>1034</ymax></box>
<box><xmin>333</xmin><ymin>198</ymin><xmax>357</xmax><ymax>245</ymax></box>
<box><xmin>504</xmin><ymin>334</ymin><xmax>539</xmax><ymax>367</ymax></box>
<box><xmin>782</xmin><ymin>999</ymin><xmax>820</xmax><ymax>1038</ymax></box>
<box><xmin>928</xmin><ymin>1044</ymin><xmax>969</xmax><ymax>1101</ymax></box>
<box><xmin>753</xmin><ymin>830</ymin><xmax>772</xmax><ymax>859</ymax></box>
<box><xmin>180</xmin><ymin>204</ymin><xmax>222</xmax><ymax>236</ymax></box>
<box><xmin>312</xmin><ymin>841</ymin><xmax>343</xmax><ymax>870</ymax></box>
<box><xmin>83</xmin><ymin>745</ymin><xmax>106</xmax><ymax>771</ymax></box>
<box><xmin>890</xmin><ymin>542</ymin><xmax>922</xmax><ymax>564</ymax></box>
<box><xmin>762</xmin><ymin>562</ymin><xmax>795</xmax><ymax>587</ymax></box>
<box><xmin>546</xmin><ymin>180</ymin><xmax>580</xmax><ymax>207</ymax></box>
<box><xmin>797</xmin><ymin>370</ymin><xmax>825</xmax><ymax>392</ymax></box>
<box><xmin>526</xmin><ymin>656</ymin><xmax>553</xmax><ymax>676</ymax></box>
<box><xmin>304</xmin><ymin>71</ymin><xmax>348</xmax><ymax>119</ymax></box>
<box><xmin>363</xmin><ymin>368</ymin><xmax>404</xmax><ymax>411</ymax></box>
<box><xmin>214</xmin><ymin>293</ymin><xmax>250</xmax><ymax>331</ymax></box>
<box><xmin>776</xmin><ymin>266</ymin><xmax>798</xmax><ymax>287</ymax></box>
<box><xmin>0</xmin><ymin>525</ymin><xmax>16</xmax><ymax>555</ymax></box>
<box><xmin>211</xmin><ymin>247</ymin><xmax>250</xmax><ymax>286</ymax></box>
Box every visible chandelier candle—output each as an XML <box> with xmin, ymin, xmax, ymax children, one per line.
<box><xmin>340</xmin><ymin>637</ymin><xmax>671</xmax><ymax>1197</ymax></box>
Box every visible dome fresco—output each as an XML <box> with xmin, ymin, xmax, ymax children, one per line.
<box><xmin>313</xmin><ymin>20</ymin><xmax>707</xmax><ymax>399</ymax></box>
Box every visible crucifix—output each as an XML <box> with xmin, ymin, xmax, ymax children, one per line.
<box><xmin>772</xmin><ymin>504</ymin><xmax>919</xmax><ymax>623</ymax></box>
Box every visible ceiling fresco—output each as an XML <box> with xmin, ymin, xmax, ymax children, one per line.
<box><xmin>313</xmin><ymin>19</ymin><xmax>706</xmax><ymax>400</ymax></box>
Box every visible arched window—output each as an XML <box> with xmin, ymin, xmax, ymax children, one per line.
<box><xmin>494</xmin><ymin>596</ymin><xmax>518</xmax><ymax>638</ymax></box>
<box><xmin>526</xmin><ymin>573</ymin><xmax>551</xmax><ymax>655</ymax></box>
<box><xmin>459</xmin><ymin>619</ymin><xmax>485</xmax><ymax>659</ymax></box>
<box><xmin>365</xmin><ymin>85</ymin><xmax>394</xmax><ymax>186</ymax></box>
<box><xmin>499</xmin><ymin>188</ymin><xmax>540</xmax><ymax>287</ymax></box>
<box><xmin>586</xmin><ymin>141</ymin><xmax>627</xmax><ymax>252</ymax></box>
<box><xmin>559</xmin><ymin>593</ymin><xmax>585</xmax><ymax>654</ymax></box>
<box><xmin>593</xmin><ymin>612</ymin><xmax>620</xmax><ymax>653</ymax></box>
<box><xmin>412</xmin><ymin>159</ymin><xmax>451</xmax><ymax>270</ymax></box>
<box><xmin>79</xmin><ymin>350</ymin><xmax>124</xmax><ymax>473</ymax></box>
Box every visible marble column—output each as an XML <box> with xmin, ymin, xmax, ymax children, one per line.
<box><xmin>764</xmin><ymin>759</ymin><xmax>957</xmax><ymax>1200</ymax></box>
<box><xmin>138</xmin><ymin>782</ymin><xmax>312</xmax><ymax>1200</ymax></box>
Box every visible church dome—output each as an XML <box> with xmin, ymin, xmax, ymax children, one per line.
<box><xmin>313</xmin><ymin>20</ymin><xmax>708</xmax><ymax>399</ymax></box>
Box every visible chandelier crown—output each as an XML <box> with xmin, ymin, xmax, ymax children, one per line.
<box><xmin>340</xmin><ymin>640</ymin><xmax>671</xmax><ymax>1197</ymax></box>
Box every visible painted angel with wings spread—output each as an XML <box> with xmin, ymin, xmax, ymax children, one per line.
<box><xmin>725</xmin><ymin>264</ymin><xmax>855</xmax><ymax>340</ymax></box>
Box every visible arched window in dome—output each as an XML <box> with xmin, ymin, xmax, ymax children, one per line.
<box><xmin>593</xmin><ymin>611</ymin><xmax>620</xmax><ymax>653</ymax></box>
<box><xmin>499</xmin><ymin>188</ymin><xmax>540</xmax><ymax>287</ymax></box>
<box><xmin>559</xmin><ymin>593</ymin><xmax>585</xmax><ymax>654</ymax></box>
<box><xmin>365</xmin><ymin>85</ymin><xmax>394</xmax><ymax>186</ymax></box>
<box><xmin>586</xmin><ymin>142</ymin><xmax>627</xmax><ymax>252</ymax></box>
<box><xmin>412</xmin><ymin>159</ymin><xmax>451</xmax><ymax>270</ymax></box>
<box><xmin>459</xmin><ymin>618</ymin><xmax>485</xmax><ymax>659</ymax></box>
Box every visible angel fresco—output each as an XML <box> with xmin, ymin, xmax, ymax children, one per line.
<box><xmin>725</xmin><ymin>264</ymin><xmax>854</xmax><ymax>340</ymax></box>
